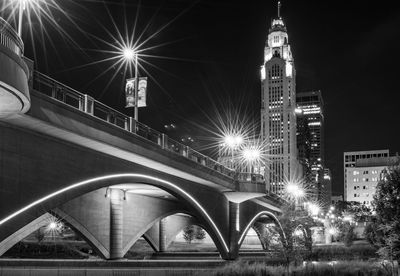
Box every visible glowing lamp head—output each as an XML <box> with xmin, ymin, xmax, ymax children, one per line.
<box><xmin>48</xmin><ymin>222</ymin><xmax>57</xmax><ymax>230</ymax></box>
<box><xmin>123</xmin><ymin>48</ymin><xmax>136</xmax><ymax>61</ymax></box>
<box><xmin>243</xmin><ymin>148</ymin><xmax>261</xmax><ymax>162</ymax></box>
<box><xmin>308</xmin><ymin>203</ymin><xmax>320</xmax><ymax>216</ymax></box>
<box><xmin>224</xmin><ymin>135</ymin><xmax>243</xmax><ymax>148</ymax></box>
<box><xmin>294</xmin><ymin>229</ymin><xmax>302</xmax><ymax>237</ymax></box>
<box><xmin>286</xmin><ymin>183</ymin><xmax>304</xmax><ymax>199</ymax></box>
<box><xmin>328</xmin><ymin>228</ymin><xmax>337</xmax><ymax>235</ymax></box>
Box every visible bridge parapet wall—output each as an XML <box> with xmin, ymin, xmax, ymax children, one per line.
<box><xmin>32</xmin><ymin>71</ymin><xmax>235</xmax><ymax>180</ymax></box>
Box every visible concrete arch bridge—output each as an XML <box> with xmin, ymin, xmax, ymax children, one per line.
<box><xmin>0</xmin><ymin>17</ymin><xmax>284</xmax><ymax>260</ymax></box>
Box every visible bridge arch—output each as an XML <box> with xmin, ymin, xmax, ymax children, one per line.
<box><xmin>0</xmin><ymin>174</ymin><xmax>230</xmax><ymax>258</ymax></box>
<box><xmin>0</xmin><ymin>210</ymin><xmax>110</xmax><ymax>258</ymax></box>
<box><xmin>238</xmin><ymin>211</ymin><xmax>285</xmax><ymax>250</ymax></box>
<box><xmin>140</xmin><ymin>212</ymin><xmax>216</xmax><ymax>253</ymax></box>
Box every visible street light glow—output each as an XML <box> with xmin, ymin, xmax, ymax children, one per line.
<box><xmin>242</xmin><ymin>147</ymin><xmax>261</xmax><ymax>162</ymax></box>
<box><xmin>328</xmin><ymin>227</ymin><xmax>337</xmax><ymax>235</ymax></box>
<box><xmin>286</xmin><ymin>182</ymin><xmax>305</xmax><ymax>199</ymax></box>
<box><xmin>224</xmin><ymin>135</ymin><xmax>243</xmax><ymax>148</ymax></box>
<box><xmin>307</xmin><ymin>202</ymin><xmax>320</xmax><ymax>216</ymax></box>
<box><xmin>48</xmin><ymin>222</ymin><xmax>57</xmax><ymax>230</ymax></box>
<box><xmin>122</xmin><ymin>47</ymin><xmax>136</xmax><ymax>62</ymax></box>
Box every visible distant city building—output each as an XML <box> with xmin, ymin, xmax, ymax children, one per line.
<box><xmin>321</xmin><ymin>168</ymin><xmax>332</xmax><ymax>208</ymax></box>
<box><xmin>260</xmin><ymin>4</ymin><xmax>298</xmax><ymax>195</ymax></box>
<box><xmin>331</xmin><ymin>195</ymin><xmax>343</xmax><ymax>205</ymax></box>
<box><xmin>345</xmin><ymin>155</ymin><xmax>398</xmax><ymax>206</ymax></box>
<box><xmin>296</xmin><ymin>90</ymin><xmax>325</xmax><ymax>201</ymax></box>
<box><xmin>296</xmin><ymin>113</ymin><xmax>312</xmax><ymax>190</ymax></box>
<box><xmin>343</xmin><ymin>150</ymin><xmax>389</xmax><ymax>200</ymax></box>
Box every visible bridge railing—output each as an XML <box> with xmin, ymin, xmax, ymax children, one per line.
<box><xmin>32</xmin><ymin>71</ymin><xmax>235</xmax><ymax>178</ymax></box>
<box><xmin>236</xmin><ymin>172</ymin><xmax>264</xmax><ymax>183</ymax></box>
<box><xmin>0</xmin><ymin>17</ymin><xmax>24</xmax><ymax>56</ymax></box>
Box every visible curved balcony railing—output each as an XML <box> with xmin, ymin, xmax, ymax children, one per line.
<box><xmin>32</xmin><ymin>71</ymin><xmax>236</xmax><ymax>178</ymax></box>
<box><xmin>0</xmin><ymin>17</ymin><xmax>24</xmax><ymax>56</ymax></box>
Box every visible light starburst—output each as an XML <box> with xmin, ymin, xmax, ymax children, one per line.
<box><xmin>0</xmin><ymin>0</ymin><xmax>92</xmax><ymax>70</ymax></box>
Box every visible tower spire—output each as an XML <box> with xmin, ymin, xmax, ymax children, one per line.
<box><xmin>278</xmin><ymin>1</ymin><xmax>281</xmax><ymax>18</ymax></box>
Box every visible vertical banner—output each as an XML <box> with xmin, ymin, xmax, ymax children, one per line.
<box><xmin>138</xmin><ymin>77</ymin><xmax>147</xmax><ymax>107</ymax></box>
<box><xmin>125</xmin><ymin>77</ymin><xmax>148</xmax><ymax>108</ymax></box>
<box><xmin>125</xmin><ymin>78</ymin><xmax>135</xmax><ymax>108</ymax></box>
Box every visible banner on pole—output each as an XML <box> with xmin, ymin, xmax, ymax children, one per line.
<box><xmin>138</xmin><ymin>77</ymin><xmax>147</xmax><ymax>107</ymax></box>
<box><xmin>125</xmin><ymin>77</ymin><xmax>147</xmax><ymax>108</ymax></box>
<box><xmin>125</xmin><ymin>78</ymin><xmax>135</xmax><ymax>108</ymax></box>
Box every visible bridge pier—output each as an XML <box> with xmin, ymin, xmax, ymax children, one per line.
<box><xmin>228</xmin><ymin>202</ymin><xmax>240</xmax><ymax>260</ymax></box>
<box><xmin>159</xmin><ymin>218</ymin><xmax>167</xmax><ymax>252</ymax></box>
<box><xmin>109</xmin><ymin>189</ymin><xmax>124</xmax><ymax>260</ymax></box>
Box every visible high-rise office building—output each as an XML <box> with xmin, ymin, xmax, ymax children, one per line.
<box><xmin>343</xmin><ymin>150</ymin><xmax>389</xmax><ymax>200</ymax></box>
<box><xmin>260</xmin><ymin>3</ymin><xmax>297</xmax><ymax>195</ymax></box>
<box><xmin>296</xmin><ymin>91</ymin><xmax>325</xmax><ymax>201</ymax></box>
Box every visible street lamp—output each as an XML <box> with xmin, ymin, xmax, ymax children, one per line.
<box><xmin>307</xmin><ymin>202</ymin><xmax>320</xmax><ymax>216</ymax></box>
<box><xmin>242</xmin><ymin>146</ymin><xmax>261</xmax><ymax>173</ymax></box>
<box><xmin>285</xmin><ymin>182</ymin><xmax>305</xmax><ymax>209</ymax></box>
<box><xmin>122</xmin><ymin>47</ymin><xmax>139</xmax><ymax>121</ymax></box>
<box><xmin>286</xmin><ymin>182</ymin><xmax>305</xmax><ymax>199</ymax></box>
<box><xmin>223</xmin><ymin>134</ymin><xmax>243</xmax><ymax>169</ymax></box>
<box><xmin>48</xmin><ymin>222</ymin><xmax>57</xmax><ymax>230</ymax></box>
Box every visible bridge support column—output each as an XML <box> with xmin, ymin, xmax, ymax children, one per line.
<box><xmin>228</xmin><ymin>202</ymin><xmax>240</xmax><ymax>259</ymax></box>
<box><xmin>159</xmin><ymin>218</ymin><xmax>167</xmax><ymax>252</ymax></box>
<box><xmin>110</xmin><ymin>189</ymin><xmax>124</xmax><ymax>259</ymax></box>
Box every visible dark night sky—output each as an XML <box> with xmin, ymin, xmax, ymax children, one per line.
<box><xmin>9</xmin><ymin>0</ymin><xmax>400</xmax><ymax>195</ymax></box>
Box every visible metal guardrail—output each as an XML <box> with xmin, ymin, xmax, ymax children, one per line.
<box><xmin>0</xmin><ymin>17</ymin><xmax>24</xmax><ymax>56</ymax></box>
<box><xmin>32</xmin><ymin>71</ymin><xmax>236</xmax><ymax>178</ymax></box>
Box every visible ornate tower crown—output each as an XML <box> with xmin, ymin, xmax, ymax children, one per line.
<box><xmin>266</xmin><ymin>1</ymin><xmax>290</xmax><ymax>52</ymax></box>
<box><xmin>269</xmin><ymin>2</ymin><xmax>286</xmax><ymax>34</ymax></box>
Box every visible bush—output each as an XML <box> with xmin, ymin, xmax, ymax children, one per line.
<box><xmin>309</xmin><ymin>244</ymin><xmax>378</xmax><ymax>261</ymax></box>
<box><xmin>344</xmin><ymin>225</ymin><xmax>357</xmax><ymax>247</ymax></box>
<box><xmin>213</xmin><ymin>260</ymin><xmax>391</xmax><ymax>276</ymax></box>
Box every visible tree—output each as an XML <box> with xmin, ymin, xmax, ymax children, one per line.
<box><xmin>367</xmin><ymin>164</ymin><xmax>400</xmax><ymax>262</ymax></box>
<box><xmin>333</xmin><ymin>201</ymin><xmax>372</xmax><ymax>223</ymax></box>
<box><xmin>195</xmin><ymin>227</ymin><xmax>206</xmax><ymax>240</ymax></box>
<box><xmin>35</xmin><ymin>228</ymin><xmax>45</xmax><ymax>243</ymax></box>
<box><xmin>182</xmin><ymin>225</ymin><xmax>206</xmax><ymax>244</ymax></box>
<box><xmin>269</xmin><ymin>203</ymin><xmax>319</xmax><ymax>267</ymax></box>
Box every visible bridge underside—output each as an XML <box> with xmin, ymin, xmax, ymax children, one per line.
<box><xmin>0</xmin><ymin>117</ymin><xmax>282</xmax><ymax>260</ymax></box>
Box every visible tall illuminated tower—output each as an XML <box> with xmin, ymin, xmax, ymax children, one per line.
<box><xmin>260</xmin><ymin>2</ymin><xmax>297</xmax><ymax>195</ymax></box>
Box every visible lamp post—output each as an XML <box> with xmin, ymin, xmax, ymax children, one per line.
<box><xmin>123</xmin><ymin>47</ymin><xmax>139</xmax><ymax>121</ymax></box>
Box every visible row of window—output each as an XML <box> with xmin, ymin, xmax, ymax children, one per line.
<box><xmin>353</xmin><ymin>185</ymin><xmax>369</xmax><ymax>190</ymax></box>
<box><xmin>352</xmin><ymin>177</ymin><xmax>378</xmax><ymax>182</ymax></box>
<box><xmin>353</xmin><ymin>170</ymin><xmax>379</xmax><ymax>176</ymax></box>
<box><xmin>353</xmin><ymin>193</ymin><xmax>370</xmax><ymax>198</ymax></box>
<box><xmin>345</xmin><ymin>153</ymin><xmax>388</xmax><ymax>162</ymax></box>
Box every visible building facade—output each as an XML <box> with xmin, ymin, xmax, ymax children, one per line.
<box><xmin>343</xmin><ymin>150</ymin><xmax>389</xmax><ymax>200</ymax></box>
<box><xmin>296</xmin><ymin>91</ymin><xmax>325</xmax><ymax>201</ymax></box>
<box><xmin>331</xmin><ymin>195</ymin><xmax>343</xmax><ymax>205</ymax></box>
<box><xmin>321</xmin><ymin>168</ymin><xmax>332</xmax><ymax>208</ymax></box>
<box><xmin>260</xmin><ymin>7</ymin><xmax>297</xmax><ymax>195</ymax></box>
<box><xmin>345</xmin><ymin>156</ymin><xmax>398</xmax><ymax>206</ymax></box>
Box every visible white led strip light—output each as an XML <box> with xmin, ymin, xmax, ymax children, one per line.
<box><xmin>0</xmin><ymin>174</ymin><xmax>229</xmax><ymax>253</ymax></box>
